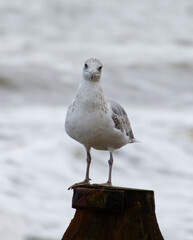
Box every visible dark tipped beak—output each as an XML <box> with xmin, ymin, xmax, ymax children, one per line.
<box><xmin>91</xmin><ymin>73</ymin><xmax>94</xmax><ymax>79</ymax></box>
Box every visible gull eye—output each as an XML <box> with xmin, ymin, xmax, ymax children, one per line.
<box><xmin>98</xmin><ymin>66</ymin><xmax>102</xmax><ymax>71</ymax></box>
<box><xmin>84</xmin><ymin>63</ymin><xmax>88</xmax><ymax>68</ymax></box>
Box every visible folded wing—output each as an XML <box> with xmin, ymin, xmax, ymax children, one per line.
<box><xmin>108</xmin><ymin>98</ymin><xmax>134</xmax><ymax>140</ymax></box>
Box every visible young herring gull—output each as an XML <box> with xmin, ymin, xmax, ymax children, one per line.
<box><xmin>65</xmin><ymin>58</ymin><xmax>136</xmax><ymax>189</ymax></box>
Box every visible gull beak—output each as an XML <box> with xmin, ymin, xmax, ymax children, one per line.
<box><xmin>90</xmin><ymin>71</ymin><xmax>94</xmax><ymax>80</ymax></box>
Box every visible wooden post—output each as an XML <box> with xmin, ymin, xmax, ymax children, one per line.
<box><xmin>62</xmin><ymin>185</ymin><xmax>164</xmax><ymax>240</ymax></box>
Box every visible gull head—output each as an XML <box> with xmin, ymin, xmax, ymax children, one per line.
<box><xmin>83</xmin><ymin>58</ymin><xmax>103</xmax><ymax>82</ymax></box>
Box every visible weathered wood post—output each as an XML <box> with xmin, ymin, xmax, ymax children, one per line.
<box><xmin>62</xmin><ymin>185</ymin><xmax>164</xmax><ymax>240</ymax></box>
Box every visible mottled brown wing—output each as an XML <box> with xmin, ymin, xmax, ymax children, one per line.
<box><xmin>108</xmin><ymin>98</ymin><xmax>134</xmax><ymax>140</ymax></box>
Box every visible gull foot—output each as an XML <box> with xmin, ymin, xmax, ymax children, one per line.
<box><xmin>68</xmin><ymin>180</ymin><xmax>91</xmax><ymax>190</ymax></box>
<box><xmin>94</xmin><ymin>182</ymin><xmax>112</xmax><ymax>187</ymax></box>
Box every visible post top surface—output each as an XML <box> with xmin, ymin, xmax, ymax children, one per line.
<box><xmin>74</xmin><ymin>184</ymin><xmax>154</xmax><ymax>193</ymax></box>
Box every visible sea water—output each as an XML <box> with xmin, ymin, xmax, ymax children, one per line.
<box><xmin>0</xmin><ymin>1</ymin><xmax>193</xmax><ymax>239</ymax></box>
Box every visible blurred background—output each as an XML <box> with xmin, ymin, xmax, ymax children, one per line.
<box><xmin>0</xmin><ymin>0</ymin><xmax>193</xmax><ymax>239</ymax></box>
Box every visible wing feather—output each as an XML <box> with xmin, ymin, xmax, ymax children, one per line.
<box><xmin>108</xmin><ymin>98</ymin><xmax>134</xmax><ymax>139</ymax></box>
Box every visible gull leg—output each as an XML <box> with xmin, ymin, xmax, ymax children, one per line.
<box><xmin>68</xmin><ymin>147</ymin><xmax>91</xmax><ymax>190</ymax></box>
<box><xmin>106</xmin><ymin>151</ymin><xmax>113</xmax><ymax>186</ymax></box>
<box><xmin>84</xmin><ymin>149</ymin><xmax>91</xmax><ymax>183</ymax></box>
<box><xmin>95</xmin><ymin>150</ymin><xmax>113</xmax><ymax>187</ymax></box>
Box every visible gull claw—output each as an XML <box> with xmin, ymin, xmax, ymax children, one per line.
<box><xmin>68</xmin><ymin>180</ymin><xmax>91</xmax><ymax>190</ymax></box>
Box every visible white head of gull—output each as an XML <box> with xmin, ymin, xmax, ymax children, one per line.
<box><xmin>65</xmin><ymin>58</ymin><xmax>136</xmax><ymax>189</ymax></box>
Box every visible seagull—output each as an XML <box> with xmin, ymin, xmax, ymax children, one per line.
<box><xmin>65</xmin><ymin>58</ymin><xmax>136</xmax><ymax>189</ymax></box>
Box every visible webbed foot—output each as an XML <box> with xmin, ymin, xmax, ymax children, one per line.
<box><xmin>68</xmin><ymin>179</ymin><xmax>91</xmax><ymax>190</ymax></box>
<box><xmin>94</xmin><ymin>181</ymin><xmax>112</xmax><ymax>187</ymax></box>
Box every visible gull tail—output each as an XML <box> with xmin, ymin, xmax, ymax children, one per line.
<box><xmin>129</xmin><ymin>138</ymin><xmax>142</xmax><ymax>144</ymax></box>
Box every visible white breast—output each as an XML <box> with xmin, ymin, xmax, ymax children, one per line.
<box><xmin>65</xmin><ymin>80</ymin><xmax>129</xmax><ymax>150</ymax></box>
